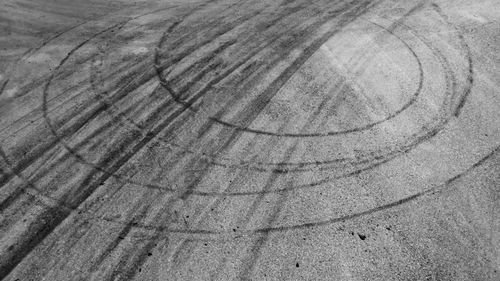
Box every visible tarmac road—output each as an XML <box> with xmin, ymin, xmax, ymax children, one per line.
<box><xmin>0</xmin><ymin>0</ymin><xmax>499</xmax><ymax>280</ymax></box>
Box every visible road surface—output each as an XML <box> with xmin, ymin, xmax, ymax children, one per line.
<box><xmin>0</xmin><ymin>0</ymin><xmax>499</xmax><ymax>280</ymax></box>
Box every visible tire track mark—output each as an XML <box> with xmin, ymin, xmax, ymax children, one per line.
<box><xmin>65</xmin><ymin>2</ymin><xmax>254</xmax><ymax>279</ymax></box>
<box><xmin>184</xmin><ymin>12</ymin><xmax>469</xmax><ymax>174</ymax></box>
<box><xmin>153</xmin><ymin>0</ymin><xmax>388</xmax><ymax>173</ymax></box>
<box><xmin>0</xmin><ymin>20</ymin><xmax>133</xmax><ymax>193</ymax></box>
<box><xmin>204</xmin><ymin>20</ymin><xmax>422</xmax><ymax>137</ymax></box>
<box><xmin>88</xmin><ymin>0</ymin><xmax>317</xmax><ymax>266</ymax></box>
<box><xmin>59</xmin><ymin>10</ymin><xmax>476</xmax><ymax>243</ymax></box>
<box><xmin>232</xmin><ymin>105</ymin><xmax>328</xmax><ymax>279</ymax></box>
<box><xmin>0</xmin><ymin>13</ymin><xmax>460</xmax><ymax>221</ymax></box>
<box><xmin>165</xmin><ymin>118</ymin><xmax>298</xmax><ymax>275</ymax></box>
<box><xmin>0</xmin><ymin>3</ymin><xmax>189</xmax><ymax>135</ymax></box>
<box><xmin>0</xmin><ymin>6</ymin><xmax>187</xmax><ymax>188</ymax></box>
<box><xmin>0</xmin><ymin>0</ymin><xmax>246</xmax><ymax>215</ymax></box>
<box><xmin>0</xmin><ymin>2</ymin><xmax>222</xmax><ymax>277</ymax></box>
<box><xmin>16</xmin><ymin>14</ymin><xmax>454</xmax><ymax>204</ymax></box>
<box><xmin>163</xmin><ymin>0</ymin><xmax>376</xmax><ymax>116</ymax></box>
<box><xmin>1</xmin><ymin>0</ymin><xmax>219</xmax><ymax>180</ymax></box>
<box><xmin>96</xmin><ymin>144</ymin><xmax>500</xmax><ymax>237</ymax></box>
<box><xmin>0</xmin><ymin>7</ymin><xmax>484</xmax><ymax>278</ymax></box>
<box><xmin>172</xmin><ymin>17</ymin><xmax>425</xmax><ymax>171</ymax></box>
<box><xmin>430</xmin><ymin>3</ymin><xmax>474</xmax><ymax>117</ymax></box>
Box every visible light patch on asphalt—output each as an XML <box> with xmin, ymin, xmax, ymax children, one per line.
<box><xmin>121</xmin><ymin>45</ymin><xmax>149</xmax><ymax>55</ymax></box>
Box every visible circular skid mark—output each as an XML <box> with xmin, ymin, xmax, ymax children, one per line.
<box><xmin>74</xmin><ymin>7</ymin><xmax>442</xmax><ymax>176</ymax></box>
<box><xmin>111</xmin><ymin>137</ymin><xmax>500</xmax><ymax>236</ymax></box>
<box><xmin>109</xmin><ymin>15</ymin><xmax>464</xmax><ymax>173</ymax></box>
<box><xmin>155</xmin><ymin>21</ymin><xmax>426</xmax><ymax>138</ymax></box>
<box><xmin>149</xmin><ymin>13</ymin><xmax>470</xmax><ymax>172</ymax></box>
<box><xmin>64</xmin><ymin>145</ymin><xmax>500</xmax><ymax>238</ymax></box>
<box><xmin>2</xmin><ymin>138</ymin><xmax>498</xmax><ymax>238</ymax></box>
<box><xmin>34</xmin><ymin>5</ymin><xmax>474</xmax><ymax>199</ymax></box>
<box><xmin>0</xmin><ymin>3</ymin><xmax>485</xmax><ymax>236</ymax></box>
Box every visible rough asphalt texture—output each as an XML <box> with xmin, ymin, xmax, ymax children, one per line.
<box><xmin>0</xmin><ymin>0</ymin><xmax>499</xmax><ymax>280</ymax></box>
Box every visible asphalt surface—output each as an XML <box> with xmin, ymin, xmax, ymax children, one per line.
<box><xmin>0</xmin><ymin>0</ymin><xmax>499</xmax><ymax>280</ymax></box>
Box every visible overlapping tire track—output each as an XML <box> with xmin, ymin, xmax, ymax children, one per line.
<box><xmin>0</xmin><ymin>1</ymin><xmax>475</xmax><ymax>237</ymax></box>
<box><xmin>1</xmin><ymin>0</ymin><xmax>377</xmax><ymax>279</ymax></box>
<box><xmin>0</xmin><ymin>2</ymin><xmax>228</xmax><ymax>277</ymax></box>
<box><xmin>3</xmin><ymin>5</ymin><xmax>474</xmax><ymax>220</ymax></box>
<box><xmin>87</xmin><ymin>3</ymin><xmax>382</xmax><ymax>278</ymax></box>
<box><xmin>1</xmin><ymin>1</ymin><xmax>496</xmax><ymax>280</ymax></box>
